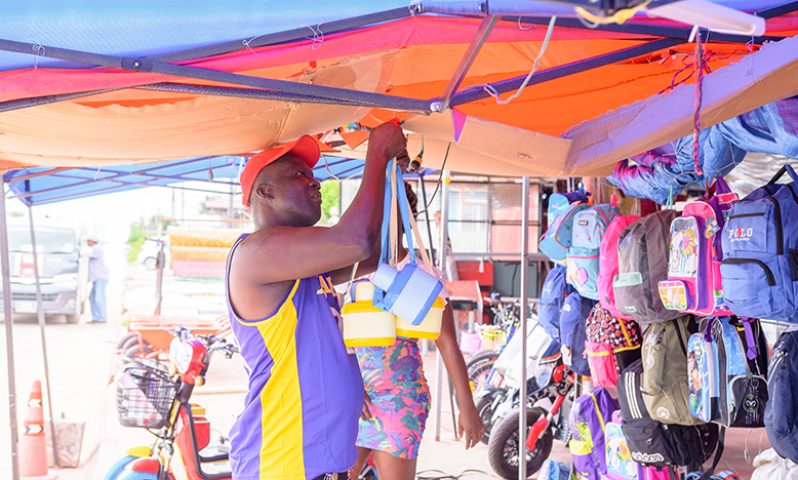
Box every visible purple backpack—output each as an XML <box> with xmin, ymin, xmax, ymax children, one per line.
<box><xmin>569</xmin><ymin>388</ymin><xmax>619</xmax><ymax>479</ymax></box>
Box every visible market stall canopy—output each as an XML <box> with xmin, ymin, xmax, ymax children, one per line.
<box><xmin>1</xmin><ymin>1</ymin><xmax>797</xmax><ymax>176</ymax></box>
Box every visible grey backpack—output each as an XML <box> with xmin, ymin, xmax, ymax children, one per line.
<box><xmin>641</xmin><ymin>315</ymin><xmax>703</xmax><ymax>426</ymax></box>
<box><xmin>613</xmin><ymin>210</ymin><xmax>681</xmax><ymax>325</ymax></box>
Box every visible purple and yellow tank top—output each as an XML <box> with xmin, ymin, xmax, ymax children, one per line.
<box><xmin>226</xmin><ymin>235</ymin><xmax>364</xmax><ymax>479</ymax></box>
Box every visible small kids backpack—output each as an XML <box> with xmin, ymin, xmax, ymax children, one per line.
<box><xmin>567</xmin><ymin>203</ymin><xmax>620</xmax><ymax>300</ymax></box>
<box><xmin>559</xmin><ymin>291</ymin><xmax>595</xmax><ymax>377</ymax></box>
<box><xmin>641</xmin><ymin>316</ymin><xmax>703</xmax><ymax>426</ymax></box>
<box><xmin>585</xmin><ymin>303</ymin><xmax>642</xmax><ymax>390</ymax></box>
<box><xmin>720</xmin><ymin>164</ymin><xmax>798</xmax><ymax>322</ymax></box>
<box><xmin>765</xmin><ymin>329</ymin><xmax>798</xmax><ymax>464</ymax></box>
<box><xmin>569</xmin><ymin>388</ymin><xmax>619</xmax><ymax>479</ymax></box>
<box><xmin>539</xmin><ymin>265</ymin><xmax>574</xmax><ymax>341</ymax></box>
<box><xmin>540</xmin><ymin>202</ymin><xmax>590</xmax><ymax>263</ymax></box>
<box><xmin>658</xmin><ymin>177</ymin><xmax>738</xmax><ymax>316</ymax></box>
<box><xmin>614</xmin><ymin>210</ymin><xmax>681</xmax><ymax>325</ymax></box>
<box><xmin>598</xmin><ymin>215</ymin><xmax>640</xmax><ymax>319</ymax></box>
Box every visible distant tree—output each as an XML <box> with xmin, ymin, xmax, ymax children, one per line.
<box><xmin>320</xmin><ymin>180</ymin><xmax>340</xmax><ymax>222</ymax></box>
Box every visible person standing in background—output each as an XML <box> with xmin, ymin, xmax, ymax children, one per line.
<box><xmin>87</xmin><ymin>236</ymin><xmax>109</xmax><ymax>323</ymax></box>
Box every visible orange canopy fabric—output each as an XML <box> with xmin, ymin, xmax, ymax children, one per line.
<box><xmin>0</xmin><ymin>12</ymin><xmax>797</xmax><ymax>174</ymax></box>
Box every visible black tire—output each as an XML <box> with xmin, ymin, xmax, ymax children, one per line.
<box><xmin>467</xmin><ymin>350</ymin><xmax>498</xmax><ymax>393</ymax></box>
<box><xmin>120</xmin><ymin>336</ymin><xmax>142</xmax><ymax>353</ymax></box>
<box><xmin>116</xmin><ymin>333</ymin><xmax>138</xmax><ymax>350</ymax></box>
<box><xmin>488</xmin><ymin>407</ymin><xmax>553</xmax><ymax>480</ymax></box>
<box><xmin>476</xmin><ymin>389</ymin><xmax>503</xmax><ymax>445</ymax></box>
<box><xmin>143</xmin><ymin>256</ymin><xmax>158</xmax><ymax>270</ymax></box>
<box><xmin>124</xmin><ymin>342</ymin><xmax>153</xmax><ymax>359</ymax></box>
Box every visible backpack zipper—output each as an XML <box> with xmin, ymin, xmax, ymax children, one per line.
<box><xmin>720</xmin><ymin>258</ymin><xmax>776</xmax><ymax>286</ymax></box>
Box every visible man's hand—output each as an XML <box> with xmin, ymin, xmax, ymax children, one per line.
<box><xmin>457</xmin><ymin>404</ymin><xmax>486</xmax><ymax>450</ymax></box>
<box><xmin>367</xmin><ymin>122</ymin><xmax>407</xmax><ymax>168</ymax></box>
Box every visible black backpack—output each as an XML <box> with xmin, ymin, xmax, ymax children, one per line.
<box><xmin>617</xmin><ymin>359</ymin><xmax>721</xmax><ymax>470</ymax></box>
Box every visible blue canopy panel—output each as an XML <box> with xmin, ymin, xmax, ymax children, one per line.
<box><xmin>1</xmin><ymin>0</ymin><xmax>782</xmax><ymax>71</ymax></box>
<box><xmin>4</xmin><ymin>154</ymin><xmax>366</xmax><ymax>206</ymax></box>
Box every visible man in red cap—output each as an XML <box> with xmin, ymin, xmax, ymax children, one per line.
<box><xmin>226</xmin><ymin>122</ymin><xmax>407</xmax><ymax>480</ymax></box>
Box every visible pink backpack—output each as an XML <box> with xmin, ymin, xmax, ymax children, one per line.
<box><xmin>598</xmin><ymin>214</ymin><xmax>639</xmax><ymax>319</ymax></box>
<box><xmin>658</xmin><ymin>178</ymin><xmax>738</xmax><ymax>316</ymax></box>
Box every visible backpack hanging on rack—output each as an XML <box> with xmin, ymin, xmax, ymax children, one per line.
<box><xmin>720</xmin><ymin>164</ymin><xmax>798</xmax><ymax>322</ymax></box>
<box><xmin>585</xmin><ymin>303</ymin><xmax>642</xmax><ymax>390</ymax></box>
<box><xmin>569</xmin><ymin>388</ymin><xmax>619</xmax><ymax>480</ymax></box>
<box><xmin>599</xmin><ymin>214</ymin><xmax>640</xmax><ymax>319</ymax></box>
<box><xmin>604</xmin><ymin>410</ymin><xmax>672</xmax><ymax>480</ymax></box>
<box><xmin>567</xmin><ymin>203</ymin><xmax>620</xmax><ymax>300</ymax></box>
<box><xmin>616</xmin><ymin>359</ymin><xmax>720</xmax><ymax>471</ymax></box>
<box><xmin>539</xmin><ymin>265</ymin><xmax>574</xmax><ymax>341</ymax></box>
<box><xmin>658</xmin><ymin>178</ymin><xmax>738</xmax><ymax>316</ymax></box>
<box><xmin>641</xmin><ymin>316</ymin><xmax>703</xmax><ymax>426</ymax></box>
<box><xmin>687</xmin><ymin>316</ymin><xmax>768</xmax><ymax>426</ymax></box>
<box><xmin>614</xmin><ymin>210</ymin><xmax>681</xmax><ymax>325</ymax></box>
<box><xmin>559</xmin><ymin>291</ymin><xmax>594</xmax><ymax>377</ymax></box>
<box><xmin>765</xmin><ymin>329</ymin><xmax>798</xmax><ymax>464</ymax></box>
<box><xmin>540</xmin><ymin>202</ymin><xmax>590</xmax><ymax>263</ymax></box>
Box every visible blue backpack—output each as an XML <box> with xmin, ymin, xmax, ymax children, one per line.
<box><xmin>538</xmin><ymin>265</ymin><xmax>574</xmax><ymax>341</ymax></box>
<box><xmin>540</xmin><ymin>202</ymin><xmax>590</xmax><ymax>263</ymax></box>
<box><xmin>566</xmin><ymin>203</ymin><xmax>620</xmax><ymax>300</ymax></box>
<box><xmin>765</xmin><ymin>329</ymin><xmax>798</xmax><ymax>464</ymax></box>
<box><xmin>720</xmin><ymin>164</ymin><xmax>798</xmax><ymax>322</ymax></box>
<box><xmin>559</xmin><ymin>291</ymin><xmax>594</xmax><ymax>376</ymax></box>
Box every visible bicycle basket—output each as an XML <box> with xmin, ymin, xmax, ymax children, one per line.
<box><xmin>116</xmin><ymin>366</ymin><xmax>176</xmax><ymax>429</ymax></box>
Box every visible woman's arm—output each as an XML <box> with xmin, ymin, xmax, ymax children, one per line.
<box><xmin>435</xmin><ymin>303</ymin><xmax>485</xmax><ymax>449</ymax></box>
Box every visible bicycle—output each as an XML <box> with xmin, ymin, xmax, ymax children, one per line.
<box><xmin>104</xmin><ymin>327</ymin><xmax>237</xmax><ymax>480</ymax></box>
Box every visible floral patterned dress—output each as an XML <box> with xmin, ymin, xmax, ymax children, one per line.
<box><xmin>355</xmin><ymin>339</ymin><xmax>431</xmax><ymax>459</ymax></box>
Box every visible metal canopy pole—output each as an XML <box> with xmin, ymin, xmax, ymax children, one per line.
<box><xmin>438</xmin><ymin>15</ymin><xmax>498</xmax><ymax>111</ymax></box>
<box><xmin>434</xmin><ymin>170</ymin><xmax>451</xmax><ymax>442</ymax></box>
<box><xmin>26</xmin><ymin>203</ymin><xmax>59</xmax><ymax>466</ymax></box>
<box><xmin>1</xmin><ymin>176</ymin><xmax>21</xmax><ymax>480</ymax></box>
<box><xmin>518</xmin><ymin>176</ymin><xmax>531</xmax><ymax>480</ymax></box>
<box><xmin>0</xmin><ymin>39</ymin><xmax>433</xmax><ymax>113</ymax></box>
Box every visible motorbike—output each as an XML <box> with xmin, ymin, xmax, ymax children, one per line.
<box><xmin>486</xmin><ymin>349</ymin><xmax>576</xmax><ymax>479</ymax></box>
<box><xmin>104</xmin><ymin>327</ymin><xmax>237</xmax><ymax>480</ymax></box>
<box><xmin>474</xmin><ymin>318</ymin><xmax>557</xmax><ymax>445</ymax></box>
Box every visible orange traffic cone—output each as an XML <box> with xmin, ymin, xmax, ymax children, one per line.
<box><xmin>18</xmin><ymin>380</ymin><xmax>56</xmax><ymax>479</ymax></box>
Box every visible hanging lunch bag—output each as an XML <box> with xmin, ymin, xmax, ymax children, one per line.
<box><xmin>720</xmin><ymin>164</ymin><xmax>798</xmax><ymax>322</ymax></box>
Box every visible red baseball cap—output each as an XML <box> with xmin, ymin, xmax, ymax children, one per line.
<box><xmin>240</xmin><ymin>135</ymin><xmax>321</xmax><ymax>207</ymax></box>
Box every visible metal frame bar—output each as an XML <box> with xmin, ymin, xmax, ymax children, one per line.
<box><xmin>754</xmin><ymin>0</ymin><xmax>798</xmax><ymax>18</ymax></box>
<box><xmin>518</xmin><ymin>175</ymin><xmax>530</xmax><ymax>479</ymax></box>
<box><xmin>153</xmin><ymin>7</ymin><xmax>414</xmax><ymax>63</ymax></box>
<box><xmin>1</xmin><ymin>175</ymin><xmax>20</xmax><ymax>480</ymax></box>
<box><xmin>439</xmin><ymin>15</ymin><xmax>498</xmax><ymax>110</ymax></box>
<box><xmin>509</xmin><ymin>15</ymin><xmax>782</xmax><ymax>44</ymax></box>
<box><xmin>26</xmin><ymin>203</ymin><xmax>59</xmax><ymax>467</ymax></box>
<box><xmin>448</xmin><ymin>37</ymin><xmax>681</xmax><ymax>107</ymax></box>
<box><xmin>0</xmin><ymin>39</ymin><xmax>433</xmax><ymax>113</ymax></box>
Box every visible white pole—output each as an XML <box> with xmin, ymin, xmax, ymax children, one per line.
<box><xmin>518</xmin><ymin>176</ymin><xmax>530</xmax><ymax>480</ymax></box>
<box><xmin>434</xmin><ymin>170</ymin><xmax>450</xmax><ymax>441</ymax></box>
<box><xmin>27</xmin><ymin>205</ymin><xmax>58</xmax><ymax>466</ymax></box>
<box><xmin>1</xmin><ymin>177</ymin><xmax>21</xmax><ymax>480</ymax></box>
